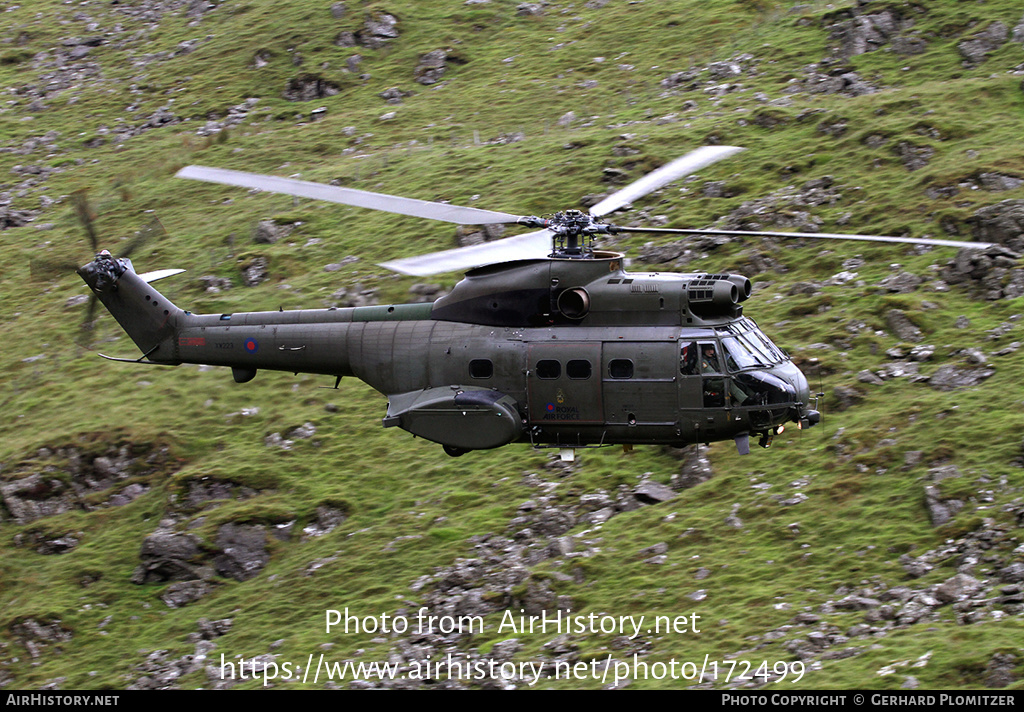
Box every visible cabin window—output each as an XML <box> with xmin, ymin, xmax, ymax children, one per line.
<box><xmin>536</xmin><ymin>359</ymin><xmax>561</xmax><ymax>379</ymax></box>
<box><xmin>567</xmin><ymin>359</ymin><xmax>592</xmax><ymax>380</ymax></box>
<box><xmin>608</xmin><ymin>359</ymin><xmax>634</xmax><ymax>379</ymax></box>
<box><xmin>469</xmin><ymin>359</ymin><xmax>493</xmax><ymax>379</ymax></box>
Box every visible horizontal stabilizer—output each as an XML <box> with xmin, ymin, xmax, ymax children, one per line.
<box><xmin>138</xmin><ymin>268</ymin><xmax>186</xmax><ymax>283</ymax></box>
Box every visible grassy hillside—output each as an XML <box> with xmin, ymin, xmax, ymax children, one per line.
<box><xmin>2</xmin><ymin>0</ymin><xmax>1024</xmax><ymax>690</ymax></box>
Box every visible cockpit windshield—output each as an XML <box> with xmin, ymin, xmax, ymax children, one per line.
<box><xmin>716</xmin><ymin>318</ymin><xmax>787</xmax><ymax>372</ymax></box>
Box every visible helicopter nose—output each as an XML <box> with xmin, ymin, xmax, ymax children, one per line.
<box><xmin>757</xmin><ymin>361</ymin><xmax>814</xmax><ymax>424</ymax></box>
<box><xmin>787</xmin><ymin>364</ymin><xmax>821</xmax><ymax>429</ymax></box>
<box><xmin>791</xmin><ymin>365</ymin><xmax>811</xmax><ymax>405</ymax></box>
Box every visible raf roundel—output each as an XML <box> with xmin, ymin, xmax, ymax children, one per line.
<box><xmin>244</xmin><ymin>338</ymin><xmax>259</xmax><ymax>353</ymax></box>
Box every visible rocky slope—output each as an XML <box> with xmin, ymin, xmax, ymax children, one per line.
<box><xmin>2</xmin><ymin>0</ymin><xmax>1024</xmax><ymax>690</ymax></box>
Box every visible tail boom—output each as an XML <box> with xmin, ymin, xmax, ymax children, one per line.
<box><xmin>78</xmin><ymin>255</ymin><xmax>182</xmax><ymax>362</ymax></box>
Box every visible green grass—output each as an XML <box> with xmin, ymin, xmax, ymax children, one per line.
<box><xmin>3</xmin><ymin>0</ymin><xmax>1024</xmax><ymax>690</ymax></box>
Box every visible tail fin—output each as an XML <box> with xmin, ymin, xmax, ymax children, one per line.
<box><xmin>78</xmin><ymin>255</ymin><xmax>183</xmax><ymax>363</ymax></box>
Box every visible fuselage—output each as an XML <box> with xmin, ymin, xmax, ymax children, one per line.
<box><xmin>79</xmin><ymin>252</ymin><xmax>816</xmax><ymax>454</ymax></box>
<box><xmin>170</xmin><ymin>306</ymin><xmax>808</xmax><ymax>448</ymax></box>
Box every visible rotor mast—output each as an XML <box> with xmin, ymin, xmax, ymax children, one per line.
<box><xmin>518</xmin><ymin>210</ymin><xmax>617</xmax><ymax>259</ymax></box>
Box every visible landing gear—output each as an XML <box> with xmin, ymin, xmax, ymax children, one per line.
<box><xmin>758</xmin><ymin>424</ymin><xmax>786</xmax><ymax>449</ymax></box>
<box><xmin>443</xmin><ymin>445</ymin><xmax>467</xmax><ymax>457</ymax></box>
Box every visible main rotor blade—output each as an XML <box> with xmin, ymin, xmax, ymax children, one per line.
<box><xmin>589</xmin><ymin>146</ymin><xmax>745</xmax><ymax>218</ymax></box>
<box><xmin>177</xmin><ymin>165</ymin><xmax>525</xmax><ymax>226</ymax></box>
<box><xmin>612</xmin><ymin>226</ymin><xmax>994</xmax><ymax>250</ymax></box>
<box><xmin>379</xmin><ymin>229</ymin><xmax>554</xmax><ymax>276</ymax></box>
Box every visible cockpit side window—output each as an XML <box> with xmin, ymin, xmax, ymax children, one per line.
<box><xmin>699</xmin><ymin>342</ymin><xmax>721</xmax><ymax>374</ymax></box>
<box><xmin>680</xmin><ymin>341</ymin><xmax>699</xmax><ymax>376</ymax></box>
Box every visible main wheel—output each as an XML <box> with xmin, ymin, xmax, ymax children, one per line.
<box><xmin>443</xmin><ymin>445</ymin><xmax>467</xmax><ymax>457</ymax></box>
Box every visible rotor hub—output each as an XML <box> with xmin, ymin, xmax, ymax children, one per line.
<box><xmin>78</xmin><ymin>253</ymin><xmax>128</xmax><ymax>293</ymax></box>
<box><xmin>544</xmin><ymin>210</ymin><xmax>613</xmax><ymax>259</ymax></box>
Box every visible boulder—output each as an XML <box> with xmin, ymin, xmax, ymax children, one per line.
<box><xmin>11</xmin><ymin>618</ymin><xmax>72</xmax><ymax>659</ymax></box>
<box><xmin>162</xmin><ymin>580</ymin><xmax>212</xmax><ymax>608</ymax></box>
<box><xmin>252</xmin><ymin>219</ymin><xmax>293</xmax><ymax>244</ymax></box>
<box><xmin>132</xmin><ymin>526</ymin><xmax>207</xmax><ymax>584</ymax></box>
<box><xmin>414</xmin><ymin>49</ymin><xmax>448</xmax><ymax>85</ymax></box>
<box><xmin>1</xmin><ymin>474</ymin><xmax>78</xmax><ymax>522</ymax></box>
<box><xmin>212</xmin><ymin>523</ymin><xmax>269</xmax><ymax>581</ymax></box>
<box><xmin>885</xmin><ymin>309</ymin><xmax>923</xmax><ymax>342</ymax></box>
<box><xmin>924</xmin><ymin>484</ymin><xmax>963</xmax><ymax>527</ymax></box>
<box><xmin>634</xmin><ymin>480</ymin><xmax>676</xmax><ymax>504</ymax></box>
<box><xmin>672</xmin><ymin>446</ymin><xmax>713</xmax><ymax>490</ymax></box>
<box><xmin>282</xmin><ymin>74</ymin><xmax>340</xmax><ymax>101</ymax></box>
<box><xmin>959</xmin><ymin>22</ymin><xmax>1008</xmax><ymax>65</ymax></box>
<box><xmin>359</xmin><ymin>13</ymin><xmax>399</xmax><ymax>48</ymax></box>
<box><xmin>934</xmin><ymin>573</ymin><xmax>982</xmax><ymax>604</ymax></box>
<box><xmin>928</xmin><ymin>364</ymin><xmax>995</xmax><ymax>391</ymax></box>
<box><xmin>241</xmin><ymin>256</ymin><xmax>269</xmax><ymax>286</ymax></box>
<box><xmin>828</xmin><ymin>9</ymin><xmax>901</xmax><ymax>58</ymax></box>
<box><xmin>970</xmin><ymin>200</ymin><xmax>1024</xmax><ymax>252</ymax></box>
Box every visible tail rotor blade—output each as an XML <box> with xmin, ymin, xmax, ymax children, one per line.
<box><xmin>76</xmin><ymin>293</ymin><xmax>99</xmax><ymax>348</ymax></box>
<box><xmin>71</xmin><ymin>189</ymin><xmax>99</xmax><ymax>253</ymax></box>
<box><xmin>31</xmin><ymin>257</ymin><xmax>81</xmax><ymax>281</ymax></box>
<box><xmin>119</xmin><ymin>218</ymin><xmax>166</xmax><ymax>259</ymax></box>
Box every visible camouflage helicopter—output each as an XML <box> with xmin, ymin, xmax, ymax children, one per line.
<box><xmin>77</xmin><ymin>146</ymin><xmax>991</xmax><ymax>460</ymax></box>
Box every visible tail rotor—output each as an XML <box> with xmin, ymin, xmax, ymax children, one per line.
<box><xmin>30</xmin><ymin>189</ymin><xmax>167</xmax><ymax>348</ymax></box>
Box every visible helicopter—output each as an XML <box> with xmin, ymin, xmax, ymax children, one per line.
<box><xmin>77</xmin><ymin>146</ymin><xmax>992</xmax><ymax>460</ymax></box>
